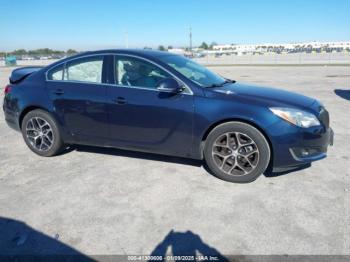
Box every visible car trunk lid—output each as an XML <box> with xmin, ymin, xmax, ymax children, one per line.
<box><xmin>9</xmin><ymin>66</ymin><xmax>43</xmax><ymax>84</ymax></box>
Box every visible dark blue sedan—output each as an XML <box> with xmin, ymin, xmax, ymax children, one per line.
<box><xmin>3</xmin><ymin>49</ymin><xmax>333</xmax><ymax>183</ymax></box>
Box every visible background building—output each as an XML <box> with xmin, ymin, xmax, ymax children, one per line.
<box><xmin>212</xmin><ymin>41</ymin><xmax>350</xmax><ymax>55</ymax></box>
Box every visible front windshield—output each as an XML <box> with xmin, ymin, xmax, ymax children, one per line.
<box><xmin>159</xmin><ymin>55</ymin><xmax>226</xmax><ymax>87</ymax></box>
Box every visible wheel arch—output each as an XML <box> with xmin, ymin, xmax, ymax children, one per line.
<box><xmin>200</xmin><ymin>118</ymin><xmax>274</xmax><ymax>167</ymax></box>
<box><xmin>19</xmin><ymin>106</ymin><xmax>48</xmax><ymax>129</ymax></box>
<box><xmin>19</xmin><ymin>105</ymin><xmax>72</xmax><ymax>144</ymax></box>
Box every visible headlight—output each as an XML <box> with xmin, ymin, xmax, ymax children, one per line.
<box><xmin>269</xmin><ymin>107</ymin><xmax>320</xmax><ymax>128</ymax></box>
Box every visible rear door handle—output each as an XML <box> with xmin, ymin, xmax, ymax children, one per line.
<box><xmin>54</xmin><ymin>89</ymin><xmax>64</xmax><ymax>95</ymax></box>
<box><xmin>112</xmin><ymin>97</ymin><xmax>127</xmax><ymax>105</ymax></box>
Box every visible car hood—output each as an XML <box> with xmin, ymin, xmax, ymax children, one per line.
<box><xmin>210</xmin><ymin>82</ymin><xmax>316</xmax><ymax>109</ymax></box>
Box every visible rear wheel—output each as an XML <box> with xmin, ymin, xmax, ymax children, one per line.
<box><xmin>21</xmin><ymin>109</ymin><xmax>65</xmax><ymax>157</ymax></box>
<box><xmin>204</xmin><ymin>122</ymin><xmax>270</xmax><ymax>183</ymax></box>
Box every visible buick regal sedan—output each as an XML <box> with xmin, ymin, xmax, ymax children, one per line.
<box><xmin>3</xmin><ymin>49</ymin><xmax>334</xmax><ymax>183</ymax></box>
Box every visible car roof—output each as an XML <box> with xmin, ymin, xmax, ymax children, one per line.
<box><xmin>75</xmin><ymin>49</ymin><xmax>174</xmax><ymax>59</ymax></box>
<box><xmin>45</xmin><ymin>49</ymin><xmax>178</xmax><ymax>71</ymax></box>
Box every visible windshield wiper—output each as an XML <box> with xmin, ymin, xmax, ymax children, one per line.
<box><xmin>207</xmin><ymin>83</ymin><xmax>224</xmax><ymax>88</ymax></box>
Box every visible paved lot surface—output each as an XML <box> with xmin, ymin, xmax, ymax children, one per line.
<box><xmin>0</xmin><ymin>66</ymin><xmax>349</xmax><ymax>257</ymax></box>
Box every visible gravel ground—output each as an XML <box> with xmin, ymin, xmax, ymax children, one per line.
<box><xmin>0</xmin><ymin>65</ymin><xmax>349</xmax><ymax>257</ymax></box>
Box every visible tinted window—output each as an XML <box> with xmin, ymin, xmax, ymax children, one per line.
<box><xmin>115</xmin><ymin>56</ymin><xmax>172</xmax><ymax>89</ymax></box>
<box><xmin>65</xmin><ymin>56</ymin><xmax>104</xmax><ymax>83</ymax></box>
<box><xmin>48</xmin><ymin>64</ymin><xmax>64</xmax><ymax>80</ymax></box>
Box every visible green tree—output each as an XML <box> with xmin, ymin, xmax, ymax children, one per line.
<box><xmin>66</xmin><ymin>49</ymin><xmax>78</xmax><ymax>55</ymax></box>
<box><xmin>34</xmin><ymin>48</ymin><xmax>53</xmax><ymax>56</ymax></box>
<box><xmin>158</xmin><ymin>45</ymin><xmax>166</xmax><ymax>51</ymax></box>
<box><xmin>209</xmin><ymin>42</ymin><xmax>218</xmax><ymax>50</ymax></box>
<box><xmin>52</xmin><ymin>50</ymin><xmax>65</xmax><ymax>55</ymax></box>
<box><xmin>12</xmin><ymin>49</ymin><xmax>27</xmax><ymax>56</ymax></box>
<box><xmin>167</xmin><ymin>45</ymin><xmax>173</xmax><ymax>50</ymax></box>
<box><xmin>199</xmin><ymin>42</ymin><xmax>209</xmax><ymax>50</ymax></box>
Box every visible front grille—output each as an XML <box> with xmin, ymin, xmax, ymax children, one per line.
<box><xmin>319</xmin><ymin>107</ymin><xmax>329</xmax><ymax>128</ymax></box>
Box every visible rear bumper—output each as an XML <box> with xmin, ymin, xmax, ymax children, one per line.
<box><xmin>3</xmin><ymin>98</ymin><xmax>21</xmax><ymax>131</ymax></box>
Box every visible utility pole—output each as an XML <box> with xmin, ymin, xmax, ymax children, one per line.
<box><xmin>189</xmin><ymin>26</ymin><xmax>192</xmax><ymax>53</ymax></box>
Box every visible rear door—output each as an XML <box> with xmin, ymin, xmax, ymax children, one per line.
<box><xmin>46</xmin><ymin>55</ymin><xmax>110</xmax><ymax>143</ymax></box>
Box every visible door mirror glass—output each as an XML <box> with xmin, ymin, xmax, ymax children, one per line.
<box><xmin>156</xmin><ymin>78</ymin><xmax>183</xmax><ymax>93</ymax></box>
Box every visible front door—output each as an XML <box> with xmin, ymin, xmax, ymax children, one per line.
<box><xmin>106</xmin><ymin>55</ymin><xmax>194</xmax><ymax>157</ymax></box>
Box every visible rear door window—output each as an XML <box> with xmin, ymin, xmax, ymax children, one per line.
<box><xmin>47</xmin><ymin>55</ymin><xmax>104</xmax><ymax>84</ymax></box>
<box><xmin>65</xmin><ymin>56</ymin><xmax>104</xmax><ymax>83</ymax></box>
<box><xmin>47</xmin><ymin>64</ymin><xmax>64</xmax><ymax>80</ymax></box>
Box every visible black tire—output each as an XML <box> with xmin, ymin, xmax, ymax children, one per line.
<box><xmin>21</xmin><ymin>109</ymin><xmax>65</xmax><ymax>157</ymax></box>
<box><xmin>204</xmin><ymin>122</ymin><xmax>271</xmax><ymax>183</ymax></box>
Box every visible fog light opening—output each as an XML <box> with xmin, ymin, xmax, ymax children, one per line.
<box><xmin>301</xmin><ymin>149</ymin><xmax>310</xmax><ymax>157</ymax></box>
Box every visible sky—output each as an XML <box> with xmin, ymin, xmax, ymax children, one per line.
<box><xmin>0</xmin><ymin>0</ymin><xmax>350</xmax><ymax>51</ymax></box>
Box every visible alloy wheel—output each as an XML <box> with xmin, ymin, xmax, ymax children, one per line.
<box><xmin>26</xmin><ymin>117</ymin><xmax>54</xmax><ymax>152</ymax></box>
<box><xmin>212</xmin><ymin>132</ymin><xmax>259</xmax><ymax>176</ymax></box>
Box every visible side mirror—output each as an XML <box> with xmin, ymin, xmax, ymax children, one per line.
<box><xmin>157</xmin><ymin>78</ymin><xmax>184</xmax><ymax>93</ymax></box>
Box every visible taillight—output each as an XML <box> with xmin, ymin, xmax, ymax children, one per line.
<box><xmin>4</xmin><ymin>85</ymin><xmax>12</xmax><ymax>94</ymax></box>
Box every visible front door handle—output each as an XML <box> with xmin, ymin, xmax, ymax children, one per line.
<box><xmin>54</xmin><ymin>89</ymin><xmax>65</xmax><ymax>95</ymax></box>
<box><xmin>112</xmin><ymin>97</ymin><xmax>127</xmax><ymax>105</ymax></box>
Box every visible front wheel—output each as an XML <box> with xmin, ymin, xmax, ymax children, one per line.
<box><xmin>21</xmin><ymin>109</ymin><xmax>65</xmax><ymax>157</ymax></box>
<box><xmin>204</xmin><ymin>122</ymin><xmax>271</xmax><ymax>183</ymax></box>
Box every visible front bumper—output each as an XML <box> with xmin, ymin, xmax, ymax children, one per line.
<box><xmin>289</xmin><ymin>127</ymin><xmax>334</xmax><ymax>161</ymax></box>
<box><xmin>268</xmin><ymin>119</ymin><xmax>334</xmax><ymax>169</ymax></box>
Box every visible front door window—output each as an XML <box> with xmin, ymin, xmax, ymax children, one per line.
<box><xmin>115</xmin><ymin>56</ymin><xmax>172</xmax><ymax>89</ymax></box>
